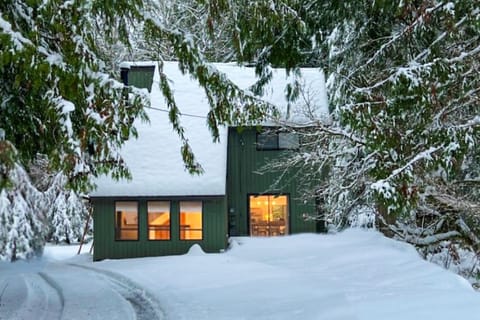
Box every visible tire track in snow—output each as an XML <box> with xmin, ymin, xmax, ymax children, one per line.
<box><xmin>37</xmin><ymin>272</ymin><xmax>64</xmax><ymax>320</ymax></box>
<box><xmin>0</xmin><ymin>275</ymin><xmax>27</xmax><ymax>320</ymax></box>
<box><xmin>0</xmin><ymin>273</ymin><xmax>63</xmax><ymax>320</ymax></box>
<box><xmin>68</xmin><ymin>263</ymin><xmax>165</xmax><ymax>320</ymax></box>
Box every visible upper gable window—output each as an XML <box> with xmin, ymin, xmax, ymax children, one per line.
<box><xmin>257</xmin><ymin>132</ymin><xmax>278</xmax><ymax>150</ymax></box>
<box><xmin>257</xmin><ymin>131</ymin><xmax>299</xmax><ymax>150</ymax></box>
<box><xmin>279</xmin><ymin>132</ymin><xmax>300</xmax><ymax>149</ymax></box>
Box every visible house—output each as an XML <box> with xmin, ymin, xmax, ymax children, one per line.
<box><xmin>90</xmin><ymin>62</ymin><xmax>328</xmax><ymax>261</ymax></box>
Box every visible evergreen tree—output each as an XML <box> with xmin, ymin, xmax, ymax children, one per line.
<box><xmin>0</xmin><ymin>0</ymin><xmax>274</xmax><ymax>260</ymax></box>
<box><xmin>0</xmin><ymin>190</ymin><xmax>11</xmax><ymax>260</ymax></box>
<box><xmin>0</xmin><ymin>0</ymin><xmax>274</xmax><ymax>187</ymax></box>
<box><xmin>317</xmin><ymin>1</ymin><xmax>480</xmax><ymax>220</ymax></box>
<box><xmin>0</xmin><ymin>0</ymin><xmax>148</xmax><ymax>190</ymax></box>
<box><xmin>228</xmin><ymin>0</ymin><xmax>479</xmax><ymax>230</ymax></box>
<box><xmin>208</xmin><ymin>0</ymin><xmax>479</xmax><ymax>282</ymax></box>
<box><xmin>0</xmin><ymin>165</ymin><xmax>45</xmax><ymax>261</ymax></box>
<box><xmin>48</xmin><ymin>188</ymin><xmax>89</xmax><ymax>244</ymax></box>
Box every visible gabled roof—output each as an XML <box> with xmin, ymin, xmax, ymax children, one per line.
<box><xmin>91</xmin><ymin>62</ymin><xmax>327</xmax><ymax>197</ymax></box>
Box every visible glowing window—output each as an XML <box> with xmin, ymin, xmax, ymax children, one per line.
<box><xmin>249</xmin><ymin>195</ymin><xmax>288</xmax><ymax>236</ymax></box>
<box><xmin>148</xmin><ymin>201</ymin><xmax>170</xmax><ymax>240</ymax></box>
<box><xmin>115</xmin><ymin>201</ymin><xmax>138</xmax><ymax>240</ymax></box>
<box><xmin>180</xmin><ymin>201</ymin><xmax>203</xmax><ymax>240</ymax></box>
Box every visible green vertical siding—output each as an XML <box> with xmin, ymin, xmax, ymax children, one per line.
<box><xmin>93</xmin><ymin>197</ymin><xmax>227</xmax><ymax>261</ymax></box>
<box><xmin>226</xmin><ymin>127</ymin><xmax>317</xmax><ymax>236</ymax></box>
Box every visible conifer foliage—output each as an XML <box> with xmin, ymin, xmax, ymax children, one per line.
<box><xmin>0</xmin><ymin>0</ymin><xmax>150</xmax><ymax>190</ymax></box>
<box><xmin>47</xmin><ymin>179</ymin><xmax>89</xmax><ymax>245</ymax></box>
<box><xmin>0</xmin><ymin>0</ymin><xmax>273</xmax><ymax>182</ymax></box>
<box><xmin>0</xmin><ymin>164</ymin><xmax>89</xmax><ymax>261</ymax></box>
<box><xmin>0</xmin><ymin>0</ymin><xmax>274</xmax><ymax>260</ymax></box>
<box><xmin>0</xmin><ymin>165</ymin><xmax>46</xmax><ymax>261</ymax></box>
<box><xmin>215</xmin><ymin>0</ymin><xmax>479</xmax><ymax>282</ymax></box>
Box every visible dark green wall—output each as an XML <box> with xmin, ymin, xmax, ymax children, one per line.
<box><xmin>92</xmin><ymin>197</ymin><xmax>227</xmax><ymax>261</ymax></box>
<box><xmin>226</xmin><ymin>127</ymin><xmax>318</xmax><ymax>236</ymax></box>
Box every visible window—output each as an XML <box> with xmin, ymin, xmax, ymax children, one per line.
<box><xmin>148</xmin><ymin>201</ymin><xmax>171</xmax><ymax>240</ymax></box>
<box><xmin>257</xmin><ymin>131</ymin><xmax>299</xmax><ymax>150</ymax></box>
<box><xmin>279</xmin><ymin>132</ymin><xmax>299</xmax><ymax>149</ymax></box>
<box><xmin>257</xmin><ymin>132</ymin><xmax>278</xmax><ymax>150</ymax></box>
<box><xmin>115</xmin><ymin>201</ymin><xmax>138</xmax><ymax>240</ymax></box>
<box><xmin>180</xmin><ymin>201</ymin><xmax>203</xmax><ymax>240</ymax></box>
<box><xmin>249</xmin><ymin>195</ymin><xmax>288</xmax><ymax>236</ymax></box>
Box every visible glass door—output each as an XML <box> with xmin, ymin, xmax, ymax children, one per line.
<box><xmin>249</xmin><ymin>195</ymin><xmax>288</xmax><ymax>236</ymax></box>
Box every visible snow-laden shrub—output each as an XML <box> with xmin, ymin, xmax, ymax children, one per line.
<box><xmin>0</xmin><ymin>164</ymin><xmax>91</xmax><ymax>261</ymax></box>
<box><xmin>48</xmin><ymin>190</ymin><xmax>89</xmax><ymax>244</ymax></box>
<box><xmin>423</xmin><ymin>242</ymin><xmax>480</xmax><ymax>289</ymax></box>
<box><xmin>0</xmin><ymin>166</ymin><xmax>46</xmax><ymax>261</ymax></box>
<box><xmin>348</xmin><ymin>206</ymin><xmax>376</xmax><ymax>228</ymax></box>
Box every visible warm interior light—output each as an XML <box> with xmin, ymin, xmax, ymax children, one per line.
<box><xmin>249</xmin><ymin>195</ymin><xmax>289</xmax><ymax>237</ymax></box>
<box><xmin>180</xmin><ymin>201</ymin><xmax>202</xmax><ymax>240</ymax></box>
<box><xmin>115</xmin><ymin>201</ymin><xmax>139</xmax><ymax>240</ymax></box>
<box><xmin>148</xmin><ymin>201</ymin><xmax>170</xmax><ymax>240</ymax></box>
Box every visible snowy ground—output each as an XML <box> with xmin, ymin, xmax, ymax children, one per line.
<box><xmin>1</xmin><ymin>230</ymin><xmax>479</xmax><ymax>320</ymax></box>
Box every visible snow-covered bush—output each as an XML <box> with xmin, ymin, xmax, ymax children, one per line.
<box><xmin>0</xmin><ymin>164</ymin><xmax>91</xmax><ymax>261</ymax></box>
<box><xmin>0</xmin><ymin>165</ymin><xmax>46</xmax><ymax>261</ymax></box>
<box><xmin>423</xmin><ymin>242</ymin><xmax>480</xmax><ymax>288</ymax></box>
<box><xmin>48</xmin><ymin>190</ymin><xmax>90</xmax><ymax>244</ymax></box>
<box><xmin>348</xmin><ymin>206</ymin><xmax>376</xmax><ymax>229</ymax></box>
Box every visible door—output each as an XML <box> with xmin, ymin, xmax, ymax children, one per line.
<box><xmin>249</xmin><ymin>195</ymin><xmax>288</xmax><ymax>236</ymax></box>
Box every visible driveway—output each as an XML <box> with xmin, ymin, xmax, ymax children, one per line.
<box><xmin>0</xmin><ymin>259</ymin><xmax>163</xmax><ymax>320</ymax></box>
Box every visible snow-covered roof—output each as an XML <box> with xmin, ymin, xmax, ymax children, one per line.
<box><xmin>91</xmin><ymin>61</ymin><xmax>327</xmax><ymax>197</ymax></box>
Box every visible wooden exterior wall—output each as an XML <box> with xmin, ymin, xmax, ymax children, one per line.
<box><xmin>92</xmin><ymin>197</ymin><xmax>227</xmax><ymax>261</ymax></box>
<box><xmin>226</xmin><ymin>127</ymin><xmax>319</xmax><ymax>236</ymax></box>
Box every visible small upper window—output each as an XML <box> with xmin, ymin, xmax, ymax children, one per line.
<box><xmin>257</xmin><ymin>132</ymin><xmax>278</xmax><ymax>150</ymax></box>
<box><xmin>257</xmin><ymin>131</ymin><xmax>299</xmax><ymax>150</ymax></box>
<box><xmin>279</xmin><ymin>132</ymin><xmax>299</xmax><ymax>149</ymax></box>
<box><xmin>115</xmin><ymin>201</ymin><xmax>138</xmax><ymax>241</ymax></box>
<box><xmin>148</xmin><ymin>201</ymin><xmax>171</xmax><ymax>240</ymax></box>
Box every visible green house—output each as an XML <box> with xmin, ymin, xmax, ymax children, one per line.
<box><xmin>90</xmin><ymin>62</ymin><xmax>327</xmax><ymax>261</ymax></box>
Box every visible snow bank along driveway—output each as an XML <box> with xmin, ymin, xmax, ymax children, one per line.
<box><xmin>1</xmin><ymin>230</ymin><xmax>480</xmax><ymax>320</ymax></box>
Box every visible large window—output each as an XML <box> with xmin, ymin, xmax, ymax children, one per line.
<box><xmin>180</xmin><ymin>201</ymin><xmax>203</xmax><ymax>240</ymax></box>
<box><xmin>249</xmin><ymin>195</ymin><xmax>288</xmax><ymax>236</ymax></box>
<box><xmin>148</xmin><ymin>201</ymin><xmax>171</xmax><ymax>240</ymax></box>
<box><xmin>257</xmin><ymin>131</ymin><xmax>299</xmax><ymax>150</ymax></box>
<box><xmin>115</xmin><ymin>201</ymin><xmax>138</xmax><ymax>240</ymax></box>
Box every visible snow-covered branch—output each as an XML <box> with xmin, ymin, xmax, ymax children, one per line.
<box><xmin>403</xmin><ymin>231</ymin><xmax>461</xmax><ymax>246</ymax></box>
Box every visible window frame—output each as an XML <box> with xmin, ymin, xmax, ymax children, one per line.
<box><xmin>247</xmin><ymin>193</ymin><xmax>290</xmax><ymax>237</ymax></box>
<box><xmin>256</xmin><ymin>130</ymin><xmax>299</xmax><ymax>151</ymax></box>
<box><xmin>114</xmin><ymin>201</ymin><xmax>139</xmax><ymax>241</ymax></box>
<box><xmin>278</xmin><ymin>132</ymin><xmax>300</xmax><ymax>150</ymax></box>
<box><xmin>179</xmin><ymin>201</ymin><xmax>204</xmax><ymax>241</ymax></box>
<box><xmin>147</xmin><ymin>201</ymin><xmax>171</xmax><ymax>241</ymax></box>
<box><xmin>256</xmin><ymin>131</ymin><xmax>279</xmax><ymax>150</ymax></box>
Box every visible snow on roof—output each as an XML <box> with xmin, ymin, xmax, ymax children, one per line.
<box><xmin>91</xmin><ymin>61</ymin><xmax>327</xmax><ymax>197</ymax></box>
